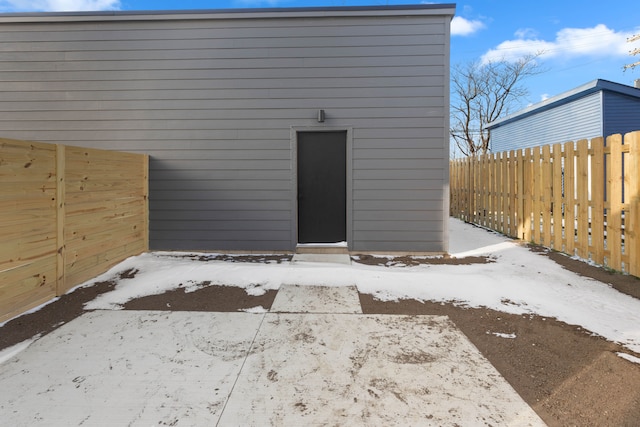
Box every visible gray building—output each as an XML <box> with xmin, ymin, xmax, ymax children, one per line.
<box><xmin>0</xmin><ymin>4</ymin><xmax>454</xmax><ymax>253</ymax></box>
<box><xmin>488</xmin><ymin>79</ymin><xmax>640</xmax><ymax>153</ymax></box>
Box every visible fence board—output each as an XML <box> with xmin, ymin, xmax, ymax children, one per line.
<box><xmin>489</xmin><ymin>153</ymin><xmax>498</xmax><ymax>230</ymax></box>
<box><xmin>591</xmin><ymin>138</ymin><xmax>605</xmax><ymax>266</ymax></box>
<box><xmin>508</xmin><ymin>151</ymin><xmax>516</xmax><ymax>237</ymax></box>
<box><xmin>450</xmin><ymin>131</ymin><xmax>640</xmax><ymax>275</ymax></box>
<box><xmin>523</xmin><ymin>148</ymin><xmax>532</xmax><ymax>242</ymax></box>
<box><xmin>0</xmin><ymin>138</ymin><xmax>148</xmax><ymax>322</ymax></box>
<box><xmin>541</xmin><ymin>145</ymin><xmax>552</xmax><ymax>246</ymax></box>
<box><xmin>607</xmin><ymin>134</ymin><xmax>623</xmax><ymax>271</ymax></box>
<box><xmin>552</xmin><ymin>144</ymin><xmax>563</xmax><ymax>251</ymax></box>
<box><xmin>564</xmin><ymin>142</ymin><xmax>576</xmax><ymax>255</ymax></box>
<box><xmin>531</xmin><ymin>148</ymin><xmax>541</xmax><ymax>244</ymax></box>
<box><xmin>576</xmin><ymin>139</ymin><xmax>589</xmax><ymax>259</ymax></box>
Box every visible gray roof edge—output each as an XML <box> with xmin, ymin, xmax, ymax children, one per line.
<box><xmin>487</xmin><ymin>79</ymin><xmax>640</xmax><ymax>129</ymax></box>
<box><xmin>0</xmin><ymin>4</ymin><xmax>456</xmax><ymax>22</ymax></box>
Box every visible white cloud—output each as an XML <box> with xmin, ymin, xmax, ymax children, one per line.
<box><xmin>481</xmin><ymin>24</ymin><xmax>637</xmax><ymax>64</ymax></box>
<box><xmin>540</xmin><ymin>93</ymin><xmax>550</xmax><ymax>101</ymax></box>
<box><xmin>451</xmin><ymin>16</ymin><xmax>485</xmax><ymax>36</ymax></box>
<box><xmin>514</xmin><ymin>28</ymin><xmax>538</xmax><ymax>39</ymax></box>
<box><xmin>0</xmin><ymin>0</ymin><xmax>119</xmax><ymax>12</ymax></box>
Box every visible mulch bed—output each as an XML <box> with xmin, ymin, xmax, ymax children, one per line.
<box><xmin>1</xmin><ymin>246</ymin><xmax>639</xmax><ymax>427</ymax></box>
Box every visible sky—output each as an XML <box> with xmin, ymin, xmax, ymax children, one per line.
<box><xmin>0</xmin><ymin>0</ymin><xmax>639</xmax><ymax>107</ymax></box>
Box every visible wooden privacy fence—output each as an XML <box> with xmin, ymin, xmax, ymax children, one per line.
<box><xmin>1</xmin><ymin>138</ymin><xmax>148</xmax><ymax>322</ymax></box>
<box><xmin>450</xmin><ymin>130</ymin><xmax>640</xmax><ymax>276</ymax></box>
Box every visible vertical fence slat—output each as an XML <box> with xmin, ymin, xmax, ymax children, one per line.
<box><xmin>608</xmin><ymin>134</ymin><xmax>623</xmax><ymax>271</ymax></box>
<box><xmin>466</xmin><ymin>156</ymin><xmax>472</xmax><ymax>222</ymax></box>
<box><xmin>541</xmin><ymin>145</ymin><xmax>552</xmax><ymax>246</ymax></box>
<box><xmin>531</xmin><ymin>147</ymin><xmax>541</xmax><ymax>244</ymax></box>
<box><xmin>576</xmin><ymin>139</ymin><xmax>590</xmax><ymax>259</ymax></box>
<box><xmin>509</xmin><ymin>150</ymin><xmax>517</xmax><ymax>237</ymax></box>
<box><xmin>628</xmin><ymin>132</ymin><xmax>640</xmax><ymax>276</ymax></box>
<box><xmin>590</xmin><ymin>137</ymin><xmax>605</xmax><ymax>266</ymax></box>
<box><xmin>503</xmin><ymin>153</ymin><xmax>510</xmax><ymax>235</ymax></box>
<box><xmin>500</xmin><ymin>152</ymin><xmax>506</xmax><ymax>235</ymax></box>
<box><xmin>564</xmin><ymin>142</ymin><xmax>576</xmax><ymax>255</ymax></box>
<box><xmin>552</xmin><ymin>143</ymin><xmax>563</xmax><ymax>251</ymax></box>
<box><xmin>494</xmin><ymin>152</ymin><xmax>501</xmax><ymax>233</ymax></box>
<box><xmin>516</xmin><ymin>150</ymin><xmax>525</xmax><ymax>239</ymax></box>
<box><xmin>523</xmin><ymin>148</ymin><xmax>533</xmax><ymax>242</ymax></box>
<box><xmin>490</xmin><ymin>152</ymin><xmax>497</xmax><ymax>230</ymax></box>
<box><xmin>483</xmin><ymin>153</ymin><xmax>490</xmax><ymax>228</ymax></box>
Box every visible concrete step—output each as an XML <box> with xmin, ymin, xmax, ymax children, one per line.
<box><xmin>295</xmin><ymin>244</ymin><xmax>349</xmax><ymax>254</ymax></box>
<box><xmin>291</xmin><ymin>253</ymin><xmax>352</xmax><ymax>265</ymax></box>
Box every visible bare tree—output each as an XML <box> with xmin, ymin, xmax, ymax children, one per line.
<box><xmin>623</xmin><ymin>34</ymin><xmax>640</xmax><ymax>71</ymax></box>
<box><xmin>450</xmin><ymin>53</ymin><xmax>544</xmax><ymax>157</ymax></box>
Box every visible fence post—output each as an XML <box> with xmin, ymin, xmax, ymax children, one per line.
<box><xmin>627</xmin><ymin>131</ymin><xmax>640</xmax><ymax>276</ymax></box>
<box><xmin>55</xmin><ymin>144</ymin><xmax>66</xmax><ymax>296</ymax></box>
<box><xmin>143</xmin><ymin>154</ymin><xmax>150</xmax><ymax>252</ymax></box>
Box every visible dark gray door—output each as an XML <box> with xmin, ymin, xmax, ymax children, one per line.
<box><xmin>297</xmin><ymin>131</ymin><xmax>347</xmax><ymax>243</ymax></box>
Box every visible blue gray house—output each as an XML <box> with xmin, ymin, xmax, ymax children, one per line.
<box><xmin>0</xmin><ymin>4</ymin><xmax>455</xmax><ymax>254</ymax></box>
<box><xmin>488</xmin><ymin>79</ymin><xmax>640</xmax><ymax>152</ymax></box>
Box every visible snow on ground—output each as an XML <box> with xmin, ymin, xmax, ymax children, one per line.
<box><xmin>41</xmin><ymin>218</ymin><xmax>640</xmax><ymax>354</ymax></box>
<box><xmin>617</xmin><ymin>352</ymin><xmax>640</xmax><ymax>365</ymax></box>
<box><xmin>0</xmin><ymin>335</ymin><xmax>40</xmax><ymax>365</ymax></box>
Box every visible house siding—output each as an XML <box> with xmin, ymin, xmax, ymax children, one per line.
<box><xmin>490</xmin><ymin>92</ymin><xmax>602</xmax><ymax>152</ymax></box>
<box><xmin>0</xmin><ymin>6</ymin><xmax>452</xmax><ymax>252</ymax></box>
<box><xmin>602</xmin><ymin>91</ymin><xmax>640</xmax><ymax>137</ymax></box>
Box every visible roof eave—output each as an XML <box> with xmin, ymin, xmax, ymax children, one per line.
<box><xmin>487</xmin><ymin>79</ymin><xmax>640</xmax><ymax>129</ymax></box>
<box><xmin>0</xmin><ymin>4</ymin><xmax>456</xmax><ymax>23</ymax></box>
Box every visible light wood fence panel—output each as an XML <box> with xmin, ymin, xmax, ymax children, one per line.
<box><xmin>450</xmin><ymin>130</ymin><xmax>640</xmax><ymax>276</ymax></box>
<box><xmin>0</xmin><ymin>138</ymin><xmax>148</xmax><ymax>322</ymax></box>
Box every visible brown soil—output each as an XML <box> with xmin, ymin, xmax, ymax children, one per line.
<box><xmin>353</xmin><ymin>253</ymin><xmax>494</xmax><ymax>266</ymax></box>
<box><xmin>1</xmin><ymin>248</ymin><xmax>639</xmax><ymax>427</ymax></box>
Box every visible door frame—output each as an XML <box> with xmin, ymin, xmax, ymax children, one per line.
<box><xmin>290</xmin><ymin>126</ymin><xmax>353</xmax><ymax>250</ymax></box>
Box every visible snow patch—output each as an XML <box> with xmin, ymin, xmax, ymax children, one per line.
<box><xmin>240</xmin><ymin>306</ymin><xmax>268</xmax><ymax>314</ymax></box>
<box><xmin>0</xmin><ymin>336</ymin><xmax>40</xmax><ymax>365</ymax></box>
<box><xmin>617</xmin><ymin>352</ymin><xmax>640</xmax><ymax>365</ymax></box>
<box><xmin>489</xmin><ymin>332</ymin><xmax>517</xmax><ymax>339</ymax></box>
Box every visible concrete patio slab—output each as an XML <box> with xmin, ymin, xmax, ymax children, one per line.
<box><xmin>271</xmin><ymin>284</ymin><xmax>362</xmax><ymax>314</ymax></box>
<box><xmin>219</xmin><ymin>313</ymin><xmax>545</xmax><ymax>426</ymax></box>
<box><xmin>0</xmin><ymin>311</ymin><xmax>263</xmax><ymax>426</ymax></box>
<box><xmin>0</xmin><ymin>297</ymin><xmax>545</xmax><ymax>426</ymax></box>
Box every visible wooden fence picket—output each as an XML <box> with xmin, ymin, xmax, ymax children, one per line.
<box><xmin>552</xmin><ymin>143</ymin><xmax>563</xmax><ymax>251</ymax></box>
<box><xmin>607</xmin><ymin>134</ymin><xmax>623</xmax><ymax>271</ymax></box>
<box><xmin>591</xmin><ymin>137</ymin><xmax>605</xmax><ymax>266</ymax></box>
<box><xmin>576</xmin><ymin>139</ymin><xmax>590</xmax><ymax>259</ymax></box>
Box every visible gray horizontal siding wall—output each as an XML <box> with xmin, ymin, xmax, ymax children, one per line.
<box><xmin>0</xmin><ymin>8</ymin><xmax>451</xmax><ymax>252</ymax></box>
<box><xmin>490</xmin><ymin>92</ymin><xmax>602</xmax><ymax>153</ymax></box>
<box><xmin>602</xmin><ymin>91</ymin><xmax>640</xmax><ymax>138</ymax></box>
